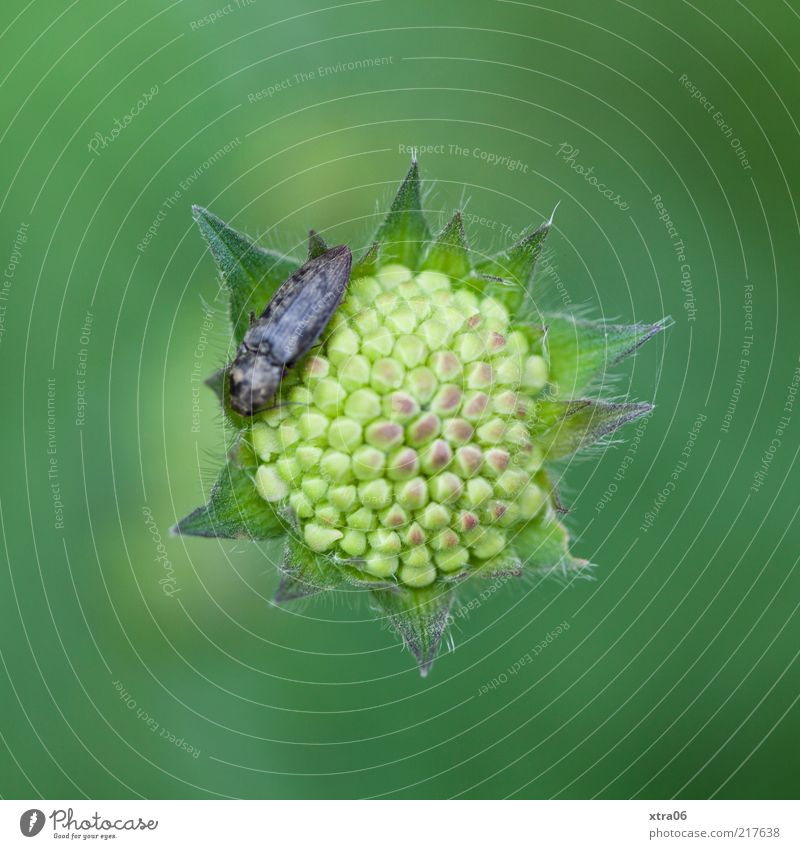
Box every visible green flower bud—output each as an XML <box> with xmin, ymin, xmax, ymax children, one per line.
<box><xmin>319</xmin><ymin>450</ymin><xmax>351</xmax><ymax>482</ymax></box>
<box><xmin>364</xmin><ymin>552</ymin><xmax>399</xmax><ymax>578</ymax></box>
<box><xmin>402</xmin><ymin>545</ymin><xmax>432</xmax><ymax>569</ymax></box>
<box><xmin>344</xmin><ymin>388</ymin><xmax>382</xmax><ymax>422</ymax></box>
<box><xmin>383</xmin><ymin>390</ymin><xmax>420</xmax><ymax>423</ymax></box>
<box><xmin>302</xmin><ymin>355</ymin><xmax>330</xmax><ymax>382</ymax></box>
<box><xmin>313</xmin><ymin>378</ymin><xmax>347</xmax><ymax>415</ymax></box>
<box><xmin>368</xmin><ymin>528</ymin><xmax>402</xmax><ymax>554</ymax></box>
<box><xmin>483</xmin><ymin>447</ymin><xmax>510</xmax><ymax>477</ymax></box>
<box><xmin>328</xmin><ymin>484</ymin><xmax>357</xmax><ymax>512</ymax></box>
<box><xmin>362</xmin><ymin>327</ymin><xmax>395</xmax><ymax>360</ymax></box>
<box><xmin>352</xmin><ymin>445</ymin><xmax>386</xmax><ymax>480</ymax></box>
<box><xmin>462</xmin><ymin>391</ymin><xmax>490</xmax><ymax>422</ymax></box>
<box><xmin>518</xmin><ymin>484</ymin><xmax>546</xmax><ymax>520</ymax></box>
<box><xmin>376</xmin><ymin>264</ymin><xmax>412</xmax><ymax>286</ymax></box>
<box><xmin>405</xmin><ymin>367</ymin><xmax>438</xmax><ymax>404</ymax></box>
<box><xmin>338</xmin><ymin>354</ymin><xmax>372</xmax><ymax>391</ymax></box>
<box><xmin>374</xmin><ymin>291</ymin><xmax>398</xmax><ymax>316</ymax></box>
<box><xmin>301</xmin><ymin>477</ymin><xmax>328</xmax><ymax>503</ymax></box>
<box><xmin>419</xmin><ymin>502</ymin><xmax>451</xmax><ymax>530</ymax></box>
<box><xmin>358</xmin><ymin>478</ymin><xmax>392</xmax><ymax>510</ymax></box>
<box><xmin>398</xmin><ymin>562</ymin><xmax>437</xmax><ymax>588</ymax></box>
<box><xmin>396</xmin><ymin>477</ymin><xmax>429</xmax><ymax>510</ymax></box>
<box><xmin>470</xmin><ymin>527</ymin><xmax>506</xmax><ymax>560</ymax></box>
<box><xmin>466</xmin><ymin>476</ymin><xmax>493</xmax><ymax>507</ymax></box>
<box><xmin>522</xmin><ymin>355</ymin><xmax>548</xmax><ymax>392</ymax></box>
<box><xmin>454</xmin><ymin>331</ymin><xmax>485</xmax><ymax>363</ymax></box>
<box><xmin>353</xmin><ymin>308</ymin><xmax>380</xmax><ymax>335</ymax></box>
<box><xmin>370</xmin><ymin>357</ymin><xmax>405</xmax><ymax>393</ymax></box>
<box><xmin>277</xmin><ymin>421</ymin><xmax>300</xmax><ymax>450</ymax></box>
<box><xmin>393</xmin><ymin>334</ymin><xmax>427</xmax><ymax>368</ymax></box>
<box><xmin>385</xmin><ymin>304</ymin><xmax>417</xmax><ymax>334</ymax></box>
<box><xmin>496</xmin><ymin>469</ymin><xmax>529</xmax><ymax>497</ymax></box>
<box><xmin>289</xmin><ymin>491</ymin><xmax>314</xmax><ymax>518</ymax></box>
<box><xmin>386</xmin><ymin>447</ymin><xmax>420</xmax><ymax>480</ymax></box>
<box><xmin>295</xmin><ymin>444</ymin><xmax>323</xmax><ymax>470</ymax></box>
<box><xmin>365</xmin><ymin>420</ymin><xmax>404</xmax><ymax>451</ymax></box>
<box><xmin>430</xmin><ymin>384</ymin><xmax>463</xmax><ymax>416</ymax></box>
<box><xmin>304</xmin><ymin>523</ymin><xmax>343</xmax><ymax>552</ymax></box>
<box><xmin>435</xmin><ymin>546</ymin><xmax>469</xmax><ymax>573</ymax></box>
<box><xmin>315</xmin><ymin>504</ymin><xmax>341</xmax><ymax>527</ymax></box>
<box><xmin>419</xmin><ymin>438</ymin><xmax>453</xmax><ymax>475</ymax></box>
<box><xmin>298</xmin><ymin>410</ymin><xmax>329</xmax><ymax>441</ymax></box>
<box><xmin>407</xmin><ymin>412</ymin><xmax>441</xmax><ymax>446</ymax></box>
<box><xmin>327</xmin><ymin>327</ymin><xmax>360</xmax><ymax>365</ymax></box>
<box><xmin>476</xmin><ymin>417</ymin><xmax>506</xmax><ymax>444</ymax></box>
<box><xmin>252</xmin><ymin>422</ymin><xmax>279</xmax><ymax>460</ymax></box>
<box><xmin>419</xmin><ymin>318</ymin><xmax>452</xmax><ymax>350</ymax></box>
<box><xmin>429</xmin><ymin>472</ymin><xmax>463</xmax><ymax>503</ymax></box>
<box><xmin>347</xmin><ymin>506</ymin><xmax>376</xmax><ymax>530</ymax></box>
<box><xmin>380</xmin><ymin>503</ymin><xmax>409</xmax><ymax>528</ymax></box>
<box><xmin>276</xmin><ymin>456</ymin><xmax>302</xmax><ymax>485</ymax></box>
<box><xmin>405</xmin><ymin>521</ymin><xmax>426</xmax><ymax>546</ymax></box>
<box><xmin>327</xmin><ymin>417</ymin><xmax>363</xmax><ymax>452</ymax></box>
<box><xmin>429</xmin><ymin>350</ymin><xmax>462</xmax><ymax>382</ymax></box>
<box><xmin>340</xmin><ymin>529</ymin><xmax>367</xmax><ymax>557</ymax></box>
<box><xmin>453</xmin><ymin>444</ymin><xmax>483</xmax><ymax>478</ymax></box>
<box><xmin>442</xmin><ymin>417</ymin><xmax>474</xmax><ymax>445</ymax></box>
<box><xmin>465</xmin><ymin>361</ymin><xmax>494</xmax><ymax>390</ymax></box>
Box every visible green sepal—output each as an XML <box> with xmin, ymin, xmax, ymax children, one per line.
<box><xmin>534</xmin><ymin>467</ymin><xmax>567</xmax><ymax>514</ymax></box>
<box><xmin>473</xmin><ymin>553</ymin><xmax>523</xmax><ymax>579</ymax></box>
<box><xmin>543</xmin><ymin>315</ymin><xmax>671</xmax><ymax>398</ymax></box>
<box><xmin>373</xmin><ymin>159</ymin><xmax>430</xmax><ymax>269</ymax></box>
<box><xmin>513</xmin><ymin>507</ymin><xmax>590</xmax><ymax>576</ymax></box>
<box><xmin>337</xmin><ymin>563</ymin><xmax>398</xmax><ymax>590</ymax></box>
<box><xmin>475</xmin><ymin>222</ymin><xmax>550</xmax><ymax>310</ymax></box>
<box><xmin>421</xmin><ymin>211</ymin><xmax>471</xmax><ymax>280</ymax></box>
<box><xmin>351</xmin><ymin>242</ymin><xmax>379</xmax><ymax>278</ymax></box>
<box><xmin>276</xmin><ymin>533</ymin><xmax>343</xmax><ymax>600</ymax></box>
<box><xmin>307</xmin><ymin>229</ymin><xmax>329</xmax><ymax>259</ymax></box>
<box><xmin>192</xmin><ymin>205</ymin><xmax>298</xmax><ymax>344</ymax></box>
<box><xmin>533</xmin><ymin>399</ymin><xmax>653</xmax><ymax>460</ymax></box>
<box><xmin>173</xmin><ymin>442</ymin><xmax>285</xmax><ymax>540</ymax></box>
<box><xmin>370</xmin><ymin>583</ymin><xmax>455</xmax><ymax>676</ymax></box>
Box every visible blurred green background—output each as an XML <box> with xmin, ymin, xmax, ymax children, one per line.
<box><xmin>1</xmin><ymin>0</ymin><xmax>798</xmax><ymax>800</ymax></box>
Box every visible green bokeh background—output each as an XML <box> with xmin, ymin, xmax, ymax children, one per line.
<box><xmin>1</xmin><ymin>0</ymin><xmax>798</xmax><ymax>800</ymax></box>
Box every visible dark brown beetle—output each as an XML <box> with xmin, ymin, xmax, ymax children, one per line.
<box><xmin>229</xmin><ymin>245</ymin><xmax>352</xmax><ymax>416</ymax></box>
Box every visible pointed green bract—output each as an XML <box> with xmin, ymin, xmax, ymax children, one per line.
<box><xmin>193</xmin><ymin>205</ymin><xmax>298</xmax><ymax>344</ymax></box>
<box><xmin>307</xmin><ymin>229</ymin><xmax>329</xmax><ymax>259</ymax></box>
<box><xmin>513</xmin><ymin>507</ymin><xmax>590</xmax><ymax>576</ymax></box>
<box><xmin>544</xmin><ymin>315</ymin><xmax>670</xmax><ymax>398</ymax></box>
<box><xmin>534</xmin><ymin>399</ymin><xmax>653</xmax><ymax>460</ymax></box>
<box><xmin>371</xmin><ymin>584</ymin><xmax>455</xmax><ymax>676</ymax></box>
<box><xmin>421</xmin><ymin>212</ymin><xmax>471</xmax><ymax>280</ymax></box>
<box><xmin>476</xmin><ymin>222</ymin><xmax>550</xmax><ymax>310</ymax></box>
<box><xmin>373</xmin><ymin>160</ymin><xmax>430</xmax><ymax>269</ymax></box>
<box><xmin>351</xmin><ymin>242</ymin><xmax>379</xmax><ymax>278</ymax></box>
<box><xmin>276</xmin><ymin>534</ymin><xmax>343</xmax><ymax>600</ymax></box>
<box><xmin>173</xmin><ymin>443</ymin><xmax>284</xmax><ymax>540</ymax></box>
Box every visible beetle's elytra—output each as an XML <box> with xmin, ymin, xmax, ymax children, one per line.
<box><xmin>229</xmin><ymin>244</ymin><xmax>352</xmax><ymax>416</ymax></box>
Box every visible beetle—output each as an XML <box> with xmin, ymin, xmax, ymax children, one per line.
<box><xmin>229</xmin><ymin>244</ymin><xmax>352</xmax><ymax>416</ymax></box>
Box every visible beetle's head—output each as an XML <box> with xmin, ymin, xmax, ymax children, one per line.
<box><xmin>228</xmin><ymin>350</ymin><xmax>283</xmax><ymax>416</ymax></box>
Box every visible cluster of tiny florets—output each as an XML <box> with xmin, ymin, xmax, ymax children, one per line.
<box><xmin>249</xmin><ymin>264</ymin><xmax>550</xmax><ymax>588</ymax></box>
